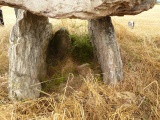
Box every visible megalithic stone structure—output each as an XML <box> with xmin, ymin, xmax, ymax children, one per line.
<box><xmin>0</xmin><ymin>0</ymin><xmax>156</xmax><ymax>100</ymax></box>
<box><xmin>0</xmin><ymin>0</ymin><xmax>156</xmax><ymax>19</ymax></box>
<box><xmin>8</xmin><ymin>10</ymin><xmax>53</xmax><ymax>100</ymax></box>
<box><xmin>88</xmin><ymin>17</ymin><xmax>123</xmax><ymax>84</ymax></box>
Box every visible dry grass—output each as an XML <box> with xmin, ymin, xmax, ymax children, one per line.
<box><xmin>0</xmin><ymin>6</ymin><xmax>160</xmax><ymax>120</ymax></box>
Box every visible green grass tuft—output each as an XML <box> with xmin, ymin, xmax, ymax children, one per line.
<box><xmin>41</xmin><ymin>73</ymin><xmax>65</xmax><ymax>93</ymax></box>
<box><xmin>70</xmin><ymin>34</ymin><xmax>94</xmax><ymax>63</ymax></box>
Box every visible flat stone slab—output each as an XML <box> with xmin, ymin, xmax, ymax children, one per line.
<box><xmin>0</xmin><ymin>0</ymin><xmax>156</xmax><ymax>19</ymax></box>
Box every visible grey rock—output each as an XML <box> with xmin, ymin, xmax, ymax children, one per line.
<box><xmin>9</xmin><ymin>10</ymin><xmax>52</xmax><ymax>100</ymax></box>
<box><xmin>0</xmin><ymin>0</ymin><xmax>156</xmax><ymax>19</ymax></box>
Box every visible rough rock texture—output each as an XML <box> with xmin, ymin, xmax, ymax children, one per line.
<box><xmin>88</xmin><ymin>17</ymin><xmax>123</xmax><ymax>84</ymax></box>
<box><xmin>0</xmin><ymin>0</ymin><xmax>156</xmax><ymax>19</ymax></box>
<box><xmin>77</xmin><ymin>63</ymin><xmax>93</xmax><ymax>77</ymax></box>
<box><xmin>48</xmin><ymin>28</ymin><xmax>71</xmax><ymax>60</ymax></box>
<box><xmin>9</xmin><ymin>10</ymin><xmax>52</xmax><ymax>100</ymax></box>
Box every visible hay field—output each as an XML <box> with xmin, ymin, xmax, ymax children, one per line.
<box><xmin>0</xmin><ymin>5</ymin><xmax>160</xmax><ymax>119</ymax></box>
<box><xmin>113</xmin><ymin>5</ymin><xmax>160</xmax><ymax>36</ymax></box>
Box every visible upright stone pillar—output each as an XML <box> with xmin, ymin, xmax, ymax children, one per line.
<box><xmin>88</xmin><ymin>17</ymin><xmax>123</xmax><ymax>84</ymax></box>
<box><xmin>9</xmin><ymin>10</ymin><xmax>52</xmax><ymax>100</ymax></box>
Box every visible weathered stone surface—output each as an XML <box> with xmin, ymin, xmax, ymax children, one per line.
<box><xmin>0</xmin><ymin>0</ymin><xmax>156</xmax><ymax>19</ymax></box>
<box><xmin>9</xmin><ymin>10</ymin><xmax>52</xmax><ymax>100</ymax></box>
<box><xmin>50</xmin><ymin>28</ymin><xmax>70</xmax><ymax>59</ymax></box>
<box><xmin>77</xmin><ymin>63</ymin><xmax>93</xmax><ymax>77</ymax></box>
<box><xmin>88</xmin><ymin>17</ymin><xmax>123</xmax><ymax>84</ymax></box>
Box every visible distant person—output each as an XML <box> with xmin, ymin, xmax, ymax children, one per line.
<box><xmin>0</xmin><ymin>6</ymin><xmax>4</xmax><ymax>25</ymax></box>
<box><xmin>128</xmin><ymin>21</ymin><xmax>134</xmax><ymax>29</ymax></box>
